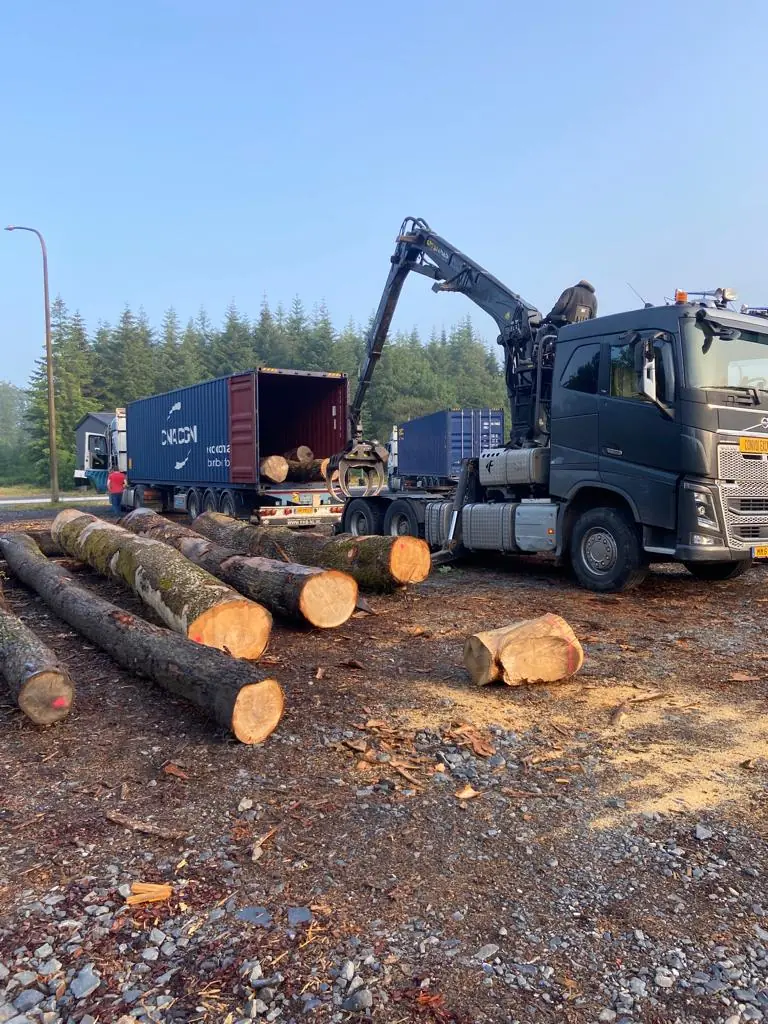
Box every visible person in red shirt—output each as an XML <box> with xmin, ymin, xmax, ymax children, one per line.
<box><xmin>107</xmin><ymin>468</ymin><xmax>126</xmax><ymax>515</ymax></box>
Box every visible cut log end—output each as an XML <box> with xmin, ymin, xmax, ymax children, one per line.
<box><xmin>389</xmin><ymin>536</ymin><xmax>431</xmax><ymax>585</ymax></box>
<box><xmin>463</xmin><ymin>635</ymin><xmax>499</xmax><ymax>686</ymax></box>
<box><xmin>187</xmin><ymin>600</ymin><xmax>272</xmax><ymax>660</ymax></box>
<box><xmin>299</xmin><ymin>570</ymin><xmax>359</xmax><ymax>629</ymax></box>
<box><xmin>232</xmin><ymin>678</ymin><xmax>285</xmax><ymax>744</ymax></box>
<box><xmin>18</xmin><ymin>670</ymin><xmax>75</xmax><ymax>726</ymax></box>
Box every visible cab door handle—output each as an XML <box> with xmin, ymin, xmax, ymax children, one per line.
<box><xmin>604</xmin><ymin>447</ymin><xmax>623</xmax><ymax>457</ymax></box>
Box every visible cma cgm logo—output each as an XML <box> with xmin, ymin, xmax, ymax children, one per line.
<box><xmin>162</xmin><ymin>401</ymin><xmax>199</xmax><ymax>470</ymax></box>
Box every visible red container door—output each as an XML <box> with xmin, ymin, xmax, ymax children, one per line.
<box><xmin>228</xmin><ymin>373</ymin><xmax>257</xmax><ymax>483</ymax></box>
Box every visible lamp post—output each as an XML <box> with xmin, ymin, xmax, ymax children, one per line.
<box><xmin>5</xmin><ymin>225</ymin><xmax>59</xmax><ymax>502</ymax></box>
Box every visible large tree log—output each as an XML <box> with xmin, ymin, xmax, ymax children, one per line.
<box><xmin>26</xmin><ymin>530</ymin><xmax>62</xmax><ymax>557</ymax></box>
<box><xmin>193</xmin><ymin>511</ymin><xmax>431</xmax><ymax>590</ymax></box>
<box><xmin>464</xmin><ymin>614</ymin><xmax>584</xmax><ymax>686</ymax></box>
<box><xmin>0</xmin><ymin>579</ymin><xmax>74</xmax><ymax>725</ymax></box>
<box><xmin>285</xmin><ymin>457</ymin><xmax>329</xmax><ymax>483</ymax></box>
<box><xmin>283</xmin><ymin>445</ymin><xmax>313</xmax><ymax>465</ymax></box>
<box><xmin>51</xmin><ymin>510</ymin><xmax>271</xmax><ymax>660</ymax></box>
<box><xmin>259</xmin><ymin>456</ymin><xmax>289</xmax><ymax>484</ymax></box>
<box><xmin>0</xmin><ymin>534</ymin><xmax>283</xmax><ymax>743</ymax></box>
<box><xmin>120</xmin><ymin>508</ymin><xmax>358</xmax><ymax>628</ymax></box>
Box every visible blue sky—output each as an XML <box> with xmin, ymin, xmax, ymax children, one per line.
<box><xmin>1</xmin><ymin>0</ymin><xmax>766</xmax><ymax>388</ymax></box>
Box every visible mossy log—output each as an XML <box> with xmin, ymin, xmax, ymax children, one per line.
<box><xmin>463</xmin><ymin>614</ymin><xmax>584</xmax><ymax>686</ymax></box>
<box><xmin>120</xmin><ymin>508</ymin><xmax>358</xmax><ymax>628</ymax></box>
<box><xmin>0</xmin><ymin>534</ymin><xmax>283</xmax><ymax>743</ymax></box>
<box><xmin>51</xmin><ymin>510</ymin><xmax>271</xmax><ymax>659</ymax></box>
<box><xmin>285</xmin><ymin>457</ymin><xmax>329</xmax><ymax>483</ymax></box>
<box><xmin>0</xmin><ymin>579</ymin><xmax>74</xmax><ymax>725</ymax></box>
<box><xmin>193</xmin><ymin>511</ymin><xmax>431</xmax><ymax>590</ymax></box>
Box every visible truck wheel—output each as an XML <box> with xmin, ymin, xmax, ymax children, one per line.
<box><xmin>383</xmin><ymin>499</ymin><xmax>421</xmax><ymax>538</ymax></box>
<box><xmin>218</xmin><ymin>490</ymin><xmax>238</xmax><ymax>518</ymax></box>
<box><xmin>684</xmin><ymin>560</ymin><xmax>750</xmax><ymax>581</ymax></box>
<box><xmin>202</xmin><ymin>489</ymin><xmax>218</xmax><ymax>513</ymax></box>
<box><xmin>570</xmin><ymin>507</ymin><xmax>648</xmax><ymax>593</ymax></box>
<box><xmin>186</xmin><ymin>489</ymin><xmax>202</xmax><ymax>520</ymax></box>
<box><xmin>343</xmin><ymin>498</ymin><xmax>384</xmax><ymax>536</ymax></box>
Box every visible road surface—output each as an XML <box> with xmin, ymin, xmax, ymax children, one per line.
<box><xmin>0</xmin><ymin>495</ymin><xmax>107</xmax><ymax>507</ymax></box>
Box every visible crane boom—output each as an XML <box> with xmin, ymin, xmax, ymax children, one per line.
<box><xmin>327</xmin><ymin>217</ymin><xmax>547</xmax><ymax>498</ymax></box>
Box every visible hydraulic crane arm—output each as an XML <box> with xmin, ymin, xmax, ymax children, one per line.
<box><xmin>327</xmin><ymin>217</ymin><xmax>544</xmax><ymax>499</ymax></box>
<box><xmin>349</xmin><ymin>216</ymin><xmax>542</xmax><ymax>439</ymax></box>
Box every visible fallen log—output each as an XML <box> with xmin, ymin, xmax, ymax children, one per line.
<box><xmin>259</xmin><ymin>455</ymin><xmax>289</xmax><ymax>484</ymax></box>
<box><xmin>26</xmin><ymin>530</ymin><xmax>61</xmax><ymax>557</ymax></box>
<box><xmin>285</xmin><ymin>457</ymin><xmax>329</xmax><ymax>483</ymax></box>
<box><xmin>120</xmin><ymin>508</ymin><xmax>358</xmax><ymax>628</ymax></box>
<box><xmin>283</xmin><ymin>445</ymin><xmax>313</xmax><ymax>465</ymax></box>
<box><xmin>51</xmin><ymin>510</ymin><xmax>271</xmax><ymax>660</ymax></box>
<box><xmin>193</xmin><ymin>511</ymin><xmax>431</xmax><ymax>590</ymax></box>
<box><xmin>463</xmin><ymin>614</ymin><xmax>584</xmax><ymax>686</ymax></box>
<box><xmin>0</xmin><ymin>579</ymin><xmax>74</xmax><ymax>725</ymax></box>
<box><xmin>0</xmin><ymin>534</ymin><xmax>283</xmax><ymax>743</ymax></box>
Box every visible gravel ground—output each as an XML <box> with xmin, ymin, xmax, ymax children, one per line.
<box><xmin>0</xmin><ymin>511</ymin><xmax>766</xmax><ymax>1024</ymax></box>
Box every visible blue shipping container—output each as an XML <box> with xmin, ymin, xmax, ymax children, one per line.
<box><xmin>397</xmin><ymin>408</ymin><xmax>505</xmax><ymax>479</ymax></box>
<box><xmin>127</xmin><ymin>377</ymin><xmax>231</xmax><ymax>485</ymax></box>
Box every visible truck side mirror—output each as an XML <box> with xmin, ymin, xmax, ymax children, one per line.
<box><xmin>633</xmin><ymin>335</ymin><xmax>657</xmax><ymax>402</ymax></box>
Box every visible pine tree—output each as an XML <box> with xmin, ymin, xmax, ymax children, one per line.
<box><xmin>158</xmin><ymin>307</ymin><xmax>183</xmax><ymax>390</ymax></box>
<box><xmin>177</xmin><ymin>318</ymin><xmax>207</xmax><ymax>386</ymax></box>
<box><xmin>209</xmin><ymin>303</ymin><xmax>253</xmax><ymax>376</ymax></box>
<box><xmin>0</xmin><ymin>381</ymin><xmax>29</xmax><ymax>484</ymax></box>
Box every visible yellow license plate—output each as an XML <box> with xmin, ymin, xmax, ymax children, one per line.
<box><xmin>739</xmin><ymin>436</ymin><xmax>768</xmax><ymax>454</ymax></box>
<box><xmin>753</xmin><ymin>546</ymin><xmax>768</xmax><ymax>559</ymax></box>
<box><xmin>296</xmin><ymin>506</ymin><xmax>315</xmax><ymax>514</ymax></box>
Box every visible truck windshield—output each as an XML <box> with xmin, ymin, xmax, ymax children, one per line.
<box><xmin>682</xmin><ymin>319</ymin><xmax>768</xmax><ymax>390</ymax></box>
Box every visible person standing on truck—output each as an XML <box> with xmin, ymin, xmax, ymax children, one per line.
<box><xmin>107</xmin><ymin>467</ymin><xmax>126</xmax><ymax>515</ymax></box>
<box><xmin>545</xmin><ymin>280</ymin><xmax>597</xmax><ymax>325</ymax></box>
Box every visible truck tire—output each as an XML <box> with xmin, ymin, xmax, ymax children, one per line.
<box><xmin>202</xmin><ymin>489</ymin><xmax>218</xmax><ymax>514</ymax></box>
<box><xmin>218</xmin><ymin>490</ymin><xmax>238</xmax><ymax>518</ymax></box>
<box><xmin>684</xmin><ymin>560</ymin><xmax>750</xmax><ymax>581</ymax></box>
<box><xmin>383</xmin><ymin>499</ymin><xmax>421</xmax><ymax>538</ymax></box>
<box><xmin>570</xmin><ymin>507</ymin><xmax>648</xmax><ymax>593</ymax></box>
<box><xmin>343</xmin><ymin>498</ymin><xmax>385</xmax><ymax>537</ymax></box>
<box><xmin>186</xmin><ymin>489</ymin><xmax>202</xmax><ymax>520</ymax></box>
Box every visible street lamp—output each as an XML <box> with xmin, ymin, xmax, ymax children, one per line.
<box><xmin>5</xmin><ymin>225</ymin><xmax>59</xmax><ymax>503</ymax></box>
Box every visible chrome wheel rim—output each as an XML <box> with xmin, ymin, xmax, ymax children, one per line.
<box><xmin>581</xmin><ymin>527</ymin><xmax>618</xmax><ymax>576</ymax></box>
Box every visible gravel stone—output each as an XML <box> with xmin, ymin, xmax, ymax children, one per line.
<box><xmin>70</xmin><ymin>966</ymin><xmax>101</xmax><ymax>1000</ymax></box>
<box><xmin>342</xmin><ymin>988</ymin><xmax>373</xmax><ymax>1012</ymax></box>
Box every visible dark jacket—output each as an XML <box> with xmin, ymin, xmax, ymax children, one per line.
<box><xmin>546</xmin><ymin>279</ymin><xmax>597</xmax><ymax>324</ymax></box>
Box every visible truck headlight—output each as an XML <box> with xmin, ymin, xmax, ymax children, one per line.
<box><xmin>692</xmin><ymin>489</ymin><xmax>719</xmax><ymax>531</ymax></box>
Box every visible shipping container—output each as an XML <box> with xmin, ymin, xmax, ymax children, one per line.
<box><xmin>126</xmin><ymin>369</ymin><xmax>347</xmax><ymax>487</ymax></box>
<box><xmin>394</xmin><ymin>408</ymin><xmax>504</xmax><ymax>481</ymax></box>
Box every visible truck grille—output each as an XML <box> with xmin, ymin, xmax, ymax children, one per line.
<box><xmin>717</xmin><ymin>445</ymin><xmax>768</xmax><ymax>549</ymax></box>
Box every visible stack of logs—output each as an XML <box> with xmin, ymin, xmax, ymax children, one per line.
<box><xmin>259</xmin><ymin>445</ymin><xmax>329</xmax><ymax>484</ymax></box>
<box><xmin>0</xmin><ymin>507</ymin><xmax>432</xmax><ymax>745</ymax></box>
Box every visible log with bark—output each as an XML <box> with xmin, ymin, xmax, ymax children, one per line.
<box><xmin>259</xmin><ymin>456</ymin><xmax>289</xmax><ymax>484</ymax></box>
<box><xmin>0</xmin><ymin>533</ymin><xmax>283</xmax><ymax>743</ymax></box>
<box><xmin>51</xmin><ymin>510</ymin><xmax>272</xmax><ymax>660</ymax></box>
<box><xmin>463</xmin><ymin>614</ymin><xmax>584</xmax><ymax>686</ymax></box>
<box><xmin>285</xmin><ymin>457</ymin><xmax>329</xmax><ymax>483</ymax></box>
<box><xmin>283</xmin><ymin>445</ymin><xmax>313</xmax><ymax>465</ymax></box>
<box><xmin>0</xmin><ymin>578</ymin><xmax>74</xmax><ymax>725</ymax></box>
<box><xmin>120</xmin><ymin>508</ymin><xmax>358</xmax><ymax>628</ymax></box>
<box><xmin>26</xmin><ymin>530</ymin><xmax>62</xmax><ymax>557</ymax></box>
<box><xmin>192</xmin><ymin>511</ymin><xmax>431</xmax><ymax>590</ymax></box>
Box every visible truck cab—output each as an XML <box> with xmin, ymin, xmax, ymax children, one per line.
<box><xmin>546</xmin><ymin>298</ymin><xmax>768</xmax><ymax>585</ymax></box>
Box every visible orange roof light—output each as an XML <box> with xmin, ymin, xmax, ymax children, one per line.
<box><xmin>674</xmin><ymin>289</ymin><xmax>688</xmax><ymax>304</ymax></box>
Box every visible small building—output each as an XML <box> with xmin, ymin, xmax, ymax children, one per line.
<box><xmin>74</xmin><ymin>411</ymin><xmax>114</xmax><ymax>489</ymax></box>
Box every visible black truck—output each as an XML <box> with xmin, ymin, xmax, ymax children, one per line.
<box><xmin>327</xmin><ymin>216</ymin><xmax>768</xmax><ymax>592</ymax></box>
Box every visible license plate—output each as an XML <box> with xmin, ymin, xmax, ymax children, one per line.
<box><xmin>739</xmin><ymin>436</ymin><xmax>768</xmax><ymax>454</ymax></box>
<box><xmin>296</xmin><ymin>506</ymin><xmax>316</xmax><ymax>514</ymax></box>
<box><xmin>753</xmin><ymin>545</ymin><xmax>768</xmax><ymax>559</ymax></box>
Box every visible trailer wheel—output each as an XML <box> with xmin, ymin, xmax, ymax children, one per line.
<box><xmin>186</xmin><ymin>489</ymin><xmax>202</xmax><ymax>520</ymax></box>
<box><xmin>343</xmin><ymin>498</ymin><xmax>385</xmax><ymax>536</ymax></box>
<box><xmin>569</xmin><ymin>507</ymin><xmax>648</xmax><ymax>593</ymax></box>
<box><xmin>218</xmin><ymin>490</ymin><xmax>238</xmax><ymax>518</ymax></box>
<box><xmin>202</xmin><ymin>489</ymin><xmax>218</xmax><ymax>514</ymax></box>
<box><xmin>684</xmin><ymin>560</ymin><xmax>750</xmax><ymax>581</ymax></box>
<box><xmin>383</xmin><ymin>499</ymin><xmax>421</xmax><ymax>538</ymax></box>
